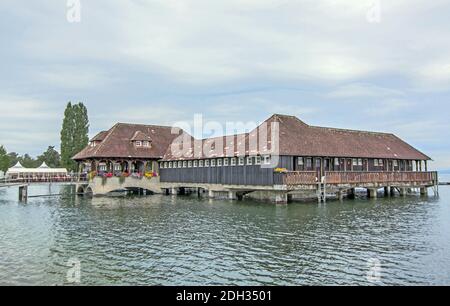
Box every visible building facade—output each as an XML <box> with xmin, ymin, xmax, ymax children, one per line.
<box><xmin>73</xmin><ymin>114</ymin><xmax>437</xmax><ymax>202</ymax></box>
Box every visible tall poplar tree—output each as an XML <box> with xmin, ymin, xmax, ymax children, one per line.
<box><xmin>0</xmin><ymin>145</ymin><xmax>10</xmax><ymax>172</ymax></box>
<box><xmin>60</xmin><ymin>102</ymin><xmax>89</xmax><ymax>171</ymax></box>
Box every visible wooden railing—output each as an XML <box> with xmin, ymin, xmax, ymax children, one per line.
<box><xmin>0</xmin><ymin>174</ymin><xmax>87</xmax><ymax>186</ymax></box>
<box><xmin>282</xmin><ymin>171</ymin><xmax>318</xmax><ymax>185</ymax></box>
<box><xmin>324</xmin><ymin>171</ymin><xmax>437</xmax><ymax>185</ymax></box>
<box><xmin>281</xmin><ymin>171</ymin><xmax>438</xmax><ymax>187</ymax></box>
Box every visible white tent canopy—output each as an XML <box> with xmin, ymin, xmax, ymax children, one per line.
<box><xmin>6</xmin><ymin>162</ymin><xmax>68</xmax><ymax>177</ymax></box>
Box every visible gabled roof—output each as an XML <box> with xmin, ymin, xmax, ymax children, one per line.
<box><xmin>162</xmin><ymin>114</ymin><xmax>431</xmax><ymax>161</ymax></box>
<box><xmin>90</xmin><ymin>131</ymin><xmax>108</xmax><ymax>142</ymax></box>
<box><xmin>73</xmin><ymin>123</ymin><xmax>187</xmax><ymax>160</ymax></box>
<box><xmin>130</xmin><ymin>131</ymin><xmax>153</xmax><ymax>142</ymax></box>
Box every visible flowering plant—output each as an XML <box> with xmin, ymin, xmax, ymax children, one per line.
<box><xmin>104</xmin><ymin>172</ymin><xmax>113</xmax><ymax>178</ymax></box>
<box><xmin>144</xmin><ymin>171</ymin><xmax>159</xmax><ymax>179</ymax></box>
<box><xmin>274</xmin><ymin>168</ymin><xmax>288</xmax><ymax>173</ymax></box>
<box><xmin>88</xmin><ymin>171</ymin><xmax>97</xmax><ymax>181</ymax></box>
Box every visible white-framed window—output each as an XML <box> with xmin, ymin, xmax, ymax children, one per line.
<box><xmin>238</xmin><ymin>157</ymin><xmax>245</xmax><ymax>166</ymax></box>
<box><xmin>178</xmin><ymin>161</ymin><xmax>183</xmax><ymax>168</ymax></box>
<box><xmin>135</xmin><ymin>141</ymin><xmax>142</xmax><ymax>147</ymax></box>
<box><xmin>205</xmin><ymin>160</ymin><xmax>210</xmax><ymax>167</ymax></box>
<box><xmin>393</xmin><ymin>160</ymin><xmax>398</xmax><ymax>167</ymax></box>
<box><xmin>378</xmin><ymin>159</ymin><xmax>383</xmax><ymax>166</ymax></box>
<box><xmin>199</xmin><ymin>160</ymin><xmax>204</xmax><ymax>167</ymax></box>
<box><xmin>231</xmin><ymin>158</ymin><xmax>237</xmax><ymax>166</ymax></box>
<box><xmin>298</xmin><ymin>158</ymin><xmax>304</xmax><ymax>166</ymax></box>
<box><xmin>255</xmin><ymin>156</ymin><xmax>262</xmax><ymax>165</ymax></box>
<box><xmin>188</xmin><ymin>161</ymin><xmax>192</xmax><ymax>168</ymax></box>
<box><xmin>358</xmin><ymin>159</ymin><xmax>363</xmax><ymax>166</ymax></box>
<box><xmin>263</xmin><ymin>155</ymin><xmax>271</xmax><ymax>165</ymax></box>
<box><xmin>143</xmin><ymin>141</ymin><xmax>150</xmax><ymax>147</ymax></box>
<box><xmin>114</xmin><ymin>164</ymin><xmax>122</xmax><ymax>171</ymax></box>
<box><xmin>246</xmin><ymin>157</ymin><xmax>253</xmax><ymax>165</ymax></box>
<box><xmin>334</xmin><ymin>158</ymin><xmax>340</xmax><ymax>166</ymax></box>
<box><xmin>306</xmin><ymin>158</ymin><xmax>312</xmax><ymax>168</ymax></box>
<box><xmin>99</xmin><ymin>164</ymin><xmax>107</xmax><ymax>171</ymax></box>
<box><xmin>164</xmin><ymin>162</ymin><xmax>168</xmax><ymax>169</ymax></box>
<box><xmin>183</xmin><ymin>161</ymin><xmax>187</xmax><ymax>168</ymax></box>
<box><xmin>211</xmin><ymin>159</ymin><xmax>216</xmax><ymax>167</ymax></box>
<box><xmin>217</xmin><ymin>159</ymin><xmax>223</xmax><ymax>167</ymax></box>
<box><xmin>169</xmin><ymin>162</ymin><xmax>172</xmax><ymax>168</ymax></box>
<box><xmin>223</xmin><ymin>158</ymin><xmax>229</xmax><ymax>166</ymax></box>
<box><xmin>374</xmin><ymin>159</ymin><xmax>379</xmax><ymax>167</ymax></box>
<box><xmin>193</xmin><ymin>160</ymin><xmax>198</xmax><ymax>168</ymax></box>
<box><xmin>352</xmin><ymin>158</ymin><xmax>358</xmax><ymax>166</ymax></box>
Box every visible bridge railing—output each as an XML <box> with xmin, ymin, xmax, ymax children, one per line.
<box><xmin>1</xmin><ymin>174</ymin><xmax>88</xmax><ymax>185</ymax></box>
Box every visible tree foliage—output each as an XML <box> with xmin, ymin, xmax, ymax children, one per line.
<box><xmin>37</xmin><ymin>146</ymin><xmax>61</xmax><ymax>168</ymax></box>
<box><xmin>0</xmin><ymin>145</ymin><xmax>10</xmax><ymax>172</ymax></box>
<box><xmin>60</xmin><ymin>102</ymin><xmax>89</xmax><ymax>171</ymax></box>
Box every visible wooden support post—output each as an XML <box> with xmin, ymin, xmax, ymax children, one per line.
<box><xmin>420</xmin><ymin>187</ymin><xmax>428</xmax><ymax>196</ymax></box>
<box><xmin>347</xmin><ymin>188</ymin><xmax>355</xmax><ymax>199</ymax></box>
<box><xmin>275</xmin><ymin>192</ymin><xmax>288</xmax><ymax>204</ymax></box>
<box><xmin>368</xmin><ymin>188</ymin><xmax>378</xmax><ymax>199</ymax></box>
<box><xmin>339</xmin><ymin>190</ymin><xmax>345</xmax><ymax>201</ymax></box>
<box><xmin>228</xmin><ymin>191</ymin><xmax>237</xmax><ymax>200</ymax></box>
<box><xmin>18</xmin><ymin>185</ymin><xmax>28</xmax><ymax>202</ymax></box>
<box><xmin>208</xmin><ymin>190</ymin><xmax>215</xmax><ymax>198</ymax></box>
<box><xmin>384</xmin><ymin>186</ymin><xmax>391</xmax><ymax>197</ymax></box>
<box><xmin>400</xmin><ymin>187</ymin><xmax>407</xmax><ymax>197</ymax></box>
<box><xmin>171</xmin><ymin>187</ymin><xmax>178</xmax><ymax>195</ymax></box>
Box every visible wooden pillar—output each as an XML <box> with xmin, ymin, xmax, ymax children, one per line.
<box><xmin>367</xmin><ymin>188</ymin><xmax>377</xmax><ymax>198</ymax></box>
<box><xmin>384</xmin><ymin>186</ymin><xmax>390</xmax><ymax>197</ymax></box>
<box><xmin>19</xmin><ymin>185</ymin><xmax>28</xmax><ymax>202</ymax></box>
<box><xmin>400</xmin><ymin>187</ymin><xmax>407</xmax><ymax>197</ymax></box>
<box><xmin>420</xmin><ymin>187</ymin><xmax>428</xmax><ymax>196</ymax></box>
<box><xmin>228</xmin><ymin>191</ymin><xmax>237</xmax><ymax>200</ymax></box>
<box><xmin>425</xmin><ymin>161</ymin><xmax>428</xmax><ymax>172</ymax></box>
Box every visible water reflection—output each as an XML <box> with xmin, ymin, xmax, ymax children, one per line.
<box><xmin>0</xmin><ymin>184</ymin><xmax>449</xmax><ymax>285</ymax></box>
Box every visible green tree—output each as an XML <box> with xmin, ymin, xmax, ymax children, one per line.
<box><xmin>37</xmin><ymin>146</ymin><xmax>61</xmax><ymax>168</ymax></box>
<box><xmin>60</xmin><ymin>102</ymin><xmax>89</xmax><ymax>171</ymax></box>
<box><xmin>7</xmin><ymin>152</ymin><xmax>19</xmax><ymax>168</ymax></box>
<box><xmin>19</xmin><ymin>154</ymin><xmax>37</xmax><ymax>168</ymax></box>
<box><xmin>0</xmin><ymin>145</ymin><xmax>10</xmax><ymax>172</ymax></box>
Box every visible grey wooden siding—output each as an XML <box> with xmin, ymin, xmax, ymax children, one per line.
<box><xmin>160</xmin><ymin>156</ymin><xmax>293</xmax><ymax>186</ymax></box>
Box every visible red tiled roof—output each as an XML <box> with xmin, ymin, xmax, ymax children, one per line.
<box><xmin>73</xmin><ymin>123</ymin><xmax>186</xmax><ymax>160</ymax></box>
<box><xmin>162</xmin><ymin>114</ymin><xmax>431</xmax><ymax>161</ymax></box>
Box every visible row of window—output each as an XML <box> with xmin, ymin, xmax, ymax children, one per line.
<box><xmin>297</xmin><ymin>157</ymin><xmax>403</xmax><ymax>168</ymax></box>
<box><xmin>134</xmin><ymin>141</ymin><xmax>151</xmax><ymax>147</ymax></box>
<box><xmin>160</xmin><ymin>156</ymin><xmax>271</xmax><ymax>169</ymax></box>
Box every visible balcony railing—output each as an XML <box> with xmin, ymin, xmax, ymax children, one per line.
<box><xmin>282</xmin><ymin>171</ymin><xmax>318</xmax><ymax>185</ymax></box>
<box><xmin>282</xmin><ymin>171</ymin><xmax>438</xmax><ymax>187</ymax></box>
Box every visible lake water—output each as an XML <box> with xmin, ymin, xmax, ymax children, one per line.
<box><xmin>0</xmin><ymin>181</ymin><xmax>449</xmax><ymax>286</ymax></box>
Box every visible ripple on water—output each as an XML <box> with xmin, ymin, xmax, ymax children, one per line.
<box><xmin>0</xmin><ymin>185</ymin><xmax>450</xmax><ymax>285</ymax></box>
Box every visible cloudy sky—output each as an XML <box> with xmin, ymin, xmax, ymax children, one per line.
<box><xmin>0</xmin><ymin>0</ymin><xmax>449</xmax><ymax>169</ymax></box>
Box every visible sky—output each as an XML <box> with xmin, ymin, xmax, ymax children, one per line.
<box><xmin>0</xmin><ymin>0</ymin><xmax>449</xmax><ymax>169</ymax></box>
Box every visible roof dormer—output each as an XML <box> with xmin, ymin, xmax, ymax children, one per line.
<box><xmin>131</xmin><ymin>131</ymin><xmax>152</xmax><ymax>148</ymax></box>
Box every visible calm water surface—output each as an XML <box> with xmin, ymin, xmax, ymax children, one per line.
<box><xmin>0</xmin><ymin>182</ymin><xmax>449</xmax><ymax>286</ymax></box>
